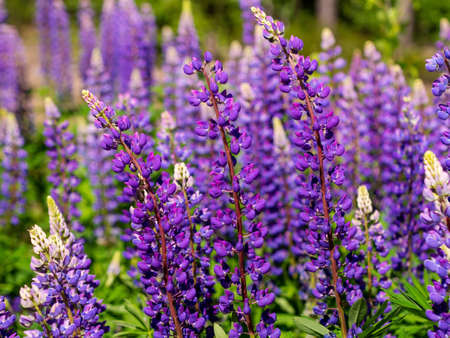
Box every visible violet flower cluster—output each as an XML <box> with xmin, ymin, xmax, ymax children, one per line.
<box><xmin>0</xmin><ymin>16</ymin><xmax>25</xmax><ymax>114</ymax></box>
<box><xmin>239</xmin><ymin>0</ymin><xmax>261</xmax><ymax>45</ymax></box>
<box><xmin>99</xmin><ymin>0</ymin><xmax>156</xmax><ymax>98</ymax></box>
<box><xmin>44</xmin><ymin>98</ymin><xmax>82</xmax><ymax>232</ymax></box>
<box><xmin>425</xmin><ymin>38</ymin><xmax>450</xmax><ymax>171</ymax></box>
<box><xmin>36</xmin><ymin>0</ymin><xmax>72</xmax><ymax>97</ymax></box>
<box><xmin>420</xmin><ymin>151</ymin><xmax>450</xmax><ymax>337</ymax></box>
<box><xmin>78</xmin><ymin>0</ymin><xmax>96</xmax><ymax>83</ymax></box>
<box><xmin>252</xmin><ymin>7</ymin><xmax>359</xmax><ymax>336</ymax></box>
<box><xmin>82</xmin><ymin>90</ymin><xmax>215</xmax><ymax>337</ymax></box>
<box><xmin>0</xmin><ymin>111</ymin><xmax>27</xmax><ymax>226</ymax></box>
<box><xmin>184</xmin><ymin>51</ymin><xmax>279</xmax><ymax>337</ymax></box>
<box><xmin>0</xmin><ymin>296</ymin><xmax>17</xmax><ymax>337</ymax></box>
<box><xmin>19</xmin><ymin>196</ymin><xmax>108</xmax><ymax>337</ymax></box>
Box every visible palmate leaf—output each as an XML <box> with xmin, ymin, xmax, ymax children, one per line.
<box><xmin>293</xmin><ymin>316</ymin><xmax>330</xmax><ymax>336</ymax></box>
<box><xmin>275</xmin><ymin>297</ymin><xmax>296</xmax><ymax>314</ymax></box>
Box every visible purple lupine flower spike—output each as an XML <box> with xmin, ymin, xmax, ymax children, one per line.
<box><xmin>425</xmin><ymin>26</ymin><xmax>450</xmax><ymax>170</ymax></box>
<box><xmin>100</xmin><ymin>0</ymin><xmax>119</xmax><ymax>89</ymax></box>
<box><xmin>239</xmin><ymin>0</ymin><xmax>261</xmax><ymax>45</ymax></box>
<box><xmin>138</xmin><ymin>3</ymin><xmax>156</xmax><ymax>103</ymax></box>
<box><xmin>0</xmin><ymin>296</ymin><xmax>17</xmax><ymax>337</ymax></box>
<box><xmin>48</xmin><ymin>0</ymin><xmax>72</xmax><ymax>97</ymax></box>
<box><xmin>78</xmin><ymin>0</ymin><xmax>96</xmax><ymax>82</ymax></box>
<box><xmin>184</xmin><ymin>52</ymin><xmax>279</xmax><ymax>337</ymax></box>
<box><xmin>420</xmin><ymin>151</ymin><xmax>450</xmax><ymax>337</ymax></box>
<box><xmin>36</xmin><ymin>0</ymin><xmax>52</xmax><ymax>79</ymax></box>
<box><xmin>82</xmin><ymin>90</ymin><xmax>214</xmax><ymax>336</ymax></box>
<box><xmin>352</xmin><ymin>186</ymin><xmax>390</xmax><ymax>304</ymax></box>
<box><xmin>85</xmin><ymin>48</ymin><xmax>114</xmax><ymax>104</ymax></box>
<box><xmin>19</xmin><ymin>196</ymin><xmax>109</xmax><ymax>337</ymax></box>
<box><xmin>44</xmin><ymin>98</ymin><xmax>82</xmax><ymax>232</ymax></box>
<box><xmin>252</xmin><ymin>7</ymin><xmax>360</xmax><ymax>335</ymax></box>
<box><xmin>0</xmin><ymin>111</ymin><xmax>27</xmax><ymax>226</ymax></box>
<box><xmin>177</xmin><ymin>0</ymin><xmax>200</xmax><ymax>59</ymax></box>
<box><xmin>0</xmin><ymin>23</ymin><xmax>22</xmax><ymax>113</ymax></box>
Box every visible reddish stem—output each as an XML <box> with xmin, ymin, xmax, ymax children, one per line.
<box><xmin>282</xmin><ymin>48</ymin><xmax>348</xmax><ymax>336</ymax></box>
<box><xmin>102</xmin><ymin>118</ymin><xmax>183</xmax><ymax>337</ymax></box>
<box><xmin>203</xmin><ymin>69</ymin><xmax>255</xmax><ymax>336</ymax></box>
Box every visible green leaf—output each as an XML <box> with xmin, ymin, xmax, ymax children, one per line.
<box><xmin>293</xmin><ymin>316</ymin><xmax>330</xmax><ymax>336</ymax></box>
<box><xmin>276</xmin><ymin>313</ymin><xmax>296</xmax><ymax>328</ymax></box>
<box><xmin>111</xmin><ymin>320</ymin><xmax>146</xmax><ymax>331</ymax></box>
<box><xmin>348</xmin><ymin>298</ymin><xmax>368</xmax><ymax>328</ymax></box>
<box><xmin>275</xmin><ymin>297</ymin><xmax>296</xmax><ymax>314</ymax></box>
<box><xmin>213</xmin><ymin>323</ymin><xmax>228</xmax><ymax>338</ymax></box>
<box><xmin>402</xmin><ymin>280</ymin><xmax>431</xmax><ymax>310</ymax></box>
<box><xmin>362</xmin><ymin>302</ymin><xmax>388</xmax><ymax>330</ymax></box>
<box><xmin>360</xmin><ymin>305</ymin><xmax>403</xmax><ymax>338</ymax></box>
<box><xmin>124</xmin><ymin>300</ymin><xmax>149</xmax><ymax>329</ymax></box>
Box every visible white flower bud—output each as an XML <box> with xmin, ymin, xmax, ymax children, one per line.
<box><xmin>321</xmin><ymin>27</ymin><xmax>335</xmax><ymax>50</ymax></box>
<box><xmin>174</xmin><ymin>162</ymin><xmax>193</xmax><ymax>190</ymax></box>
<box><xmin>273</xmin><ymin>117</ymin><xmax>290</xmax><ymax>154</ymax></box>
<box><xmin>357</xmin><ymin>185</ymin><xmax>373</xmax><ymax>215</ymax></box>
<box><xmin>29</xmin><ymin>225</ymin><xmax>48</xmax><ymax>255</ymax></box>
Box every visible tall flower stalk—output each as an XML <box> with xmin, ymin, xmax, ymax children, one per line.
<box><xmin>184</xmin><ymin>52</ymin><xmax>279</xmax><ymax>337</ymax></box>
<box><xmin>44</xmin><ymin>98</ymin><xmax>82</xmax><ymax>232</ymax></box>
<box><xmin>252</xmin><ymin>8</ymin><xmax>356</xmax><ymax>335</ymax></box>
<box><xmin>82</xmin><ymin>90</ymin><xmax>215</xmax><ymax>336</ymax></box>
<box><xmin>19</xmin><ymin>196</ymin><xmax>108</xmax><ymax>337</ymax></box>
<box><xmin>0</xmin><ymin>110</ymin><xmax>27</xmax><ymax>226</ymax></box>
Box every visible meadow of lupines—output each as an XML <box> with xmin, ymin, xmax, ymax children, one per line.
<box><xmin>0</xmin><ymin>0</ymin><xmax>449</xmax><ymax>337</ymax></box>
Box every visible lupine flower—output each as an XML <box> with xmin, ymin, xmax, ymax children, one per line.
<box><xmin>420</xmin><ymin>151</ymin><xmax>450</xmax><ymax>337</ymax></box>
<box><xmin>0</xmin><ymin>296</ymin><xmax>17</xmax><ymax>337</ymax></box>
<box><xmin>36</xmin><ymin>0</ymin><xmax>52</xmax><ymax>79</ymax></box>
<box><xmin>239</xmin><ymin>0</ymin><xmax>261</xmax><ymax>45</ymax></box>
<box><xmin>317</xmin><ymin>28</ymin><xmax>346</xmax><ymax>100</ymax></box>
<box><xmin>79</xmin><ymin>122</ymin><xmax>120</xmax><ymax>243</ymax></box>
<box><xmin>84</xmin><ymin>48</ymin><xmax>114</xmax><ymax>104</ymax></box>
<box><xmin>0</xmin><ymin>110</ymin><xmax>27</xmax><ymax>226</ymax></box>
<box><xmin>19</xmin><ymin>196</ymin><xmax>108</xmax><ymax>337</ymax></box>
<box><xmin>100</xmin><ymin>0</ymin><xmax>119</xmax><ymax>87</ymax></box>
<box><xmin>48</xmin><ymin>0</ymin><xmax>73</xmax><ymax>96</ymax></box>
<box><xmin>425</xmin><ymin>32</ymin><xmax>449</xmax><ymax>170</ymax></box>
<box><xmin>253</xmin><ymin>7</ymin><xmax>359</xmax><ymax>335</ymax></box>
<box><xmin>44</xmin><ymin>98</ymin><xmax>82</xmax><ymax>232</ymax></box>
<box><xmin>352</xmin><ymin>186</ymin><xmax>390</xmax><ymax>304</ymax></box>
<box><xmin>184</xmin><ymin>52</ymin><xmax>279</xmax><ymax>337</ymax></box>
<box><xmin>0</xmin><ymin>22</ymin><xmax>22</xmax><ymax>113</ymax></box>
<box><xmin>82</xmin><ymin>90</ymin><xmax>214</xmax><ymax>337</ymax></box>
<box><xmin>78</xmin><ymin>0</ymin><xmax>96</xmax><ymax>82</ymax></box>
<box><xmin>177</xmin><ymin>0</ymin><xmax>200</xmax><ymax>59</ymax></box>
<box><xmin>137</xmin><ymin>3</ymin><xmax>156</xmax><ymax>103</ymax></box>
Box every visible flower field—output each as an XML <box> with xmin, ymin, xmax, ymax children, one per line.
<box><xmin>0</xmin><ymin>0</ymin><xmax>449</xmax><ymax>337</ymax></box>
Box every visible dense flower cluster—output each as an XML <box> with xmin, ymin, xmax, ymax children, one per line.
<box><xmin>0</xmin><ymin>296</ymin><xmax>17</xmax><ymax>337</ymax></box>
<box><xmin>0</xmin><ymin>111</ymin><xmax>27</xmax><ymax>226</ymax></box>
<box><xmin>19</xmin><ymin>196</ymin><xmax>108</xmax><ymax>337</ymax></box>
<box><xmin>44</xmin><ymin>98</ymin><xmax>82</xmax><ymax>232</ymax></box>
<box><xmin>421</xmin><ymin>151</ymin><xmax>450</xmax><ymax>337</ymax></box>
<box><xmin>252</xmin><ymin>7</ymin><xmax>362</xmax><ymax>335</ymax></box>
<box><xmin>36</xmin><ymin>0</ymin><xmax>72</xmax><ymax>96</ymax></box>
<box><xmin>184</xmin><ymin>51</ymin><xmax>279</xmax><ymax>337</ymax></box>
<box><xmin>82</xmin><ymin>90</ymin><xmax>215</xmax><ymax>337</ymax></box>
<box><xmin>425</xmin><ymin>35</ymin><xmax>449</xmax><ymax>171</ymax></box>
